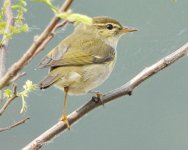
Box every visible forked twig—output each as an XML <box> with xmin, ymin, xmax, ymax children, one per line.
<box><xmin>0</xmin><ymin>84</ymin><xmax>18</xmax><ymax>116</ymax></box>
<box><xmin>0</xmin><ymin>117</ymin><xmax>30</xmax><ymax>132</ymax></box>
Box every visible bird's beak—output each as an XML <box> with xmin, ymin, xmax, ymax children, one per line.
<box><xmin>121</xmin><ymin>26</ymin><xmax>138</xmax><ymax>33</ymax></box>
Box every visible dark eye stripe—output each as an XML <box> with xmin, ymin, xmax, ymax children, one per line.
<box><xmin>93</xmin><ymin>23</ymin><xmax>121</xmax><ymax>30</ymax></box>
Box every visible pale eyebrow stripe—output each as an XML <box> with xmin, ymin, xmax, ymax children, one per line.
<box><xmin>92</xmin><ymin>23</ymin><xmax>121</xmax><ymax>28</ymax></box>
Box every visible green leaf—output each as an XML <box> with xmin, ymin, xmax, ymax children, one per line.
<box><xmin>17</xmin><ymin>80</ymin><xmax>37</xmax><ymax>113</ymax></box>
<box><xmin>32</xmin><ymin>0</ymin><xmax>92</xmax><ymax>26</ymax></box>
<box><xmin>20</xmin><ymin>95</ymin><xmax>27</xmax><ymax>113</ymax></box>
<box><xmin>32</xmin><ymin>0</ymin><xmax>58</xmax><ymax>13</ymax></box>
<box><xmin>20</xmin><ymin>24</ymin><xmax>29</xmax><ymax>32</ymax></box>
<box><xmin>3</xmin><ymin>89</ymin><xmax>13</xmax><ymax>99</ymax></box>
<box><xmin>12</xmin><ymin>5</ymin><xmax>22</xmax><ymax>9</ymax></box>
<box><xmin>21</xmin><ymin>0</ymin><xmax>27</xmax><ymax>6</ymax></box>
<box><xmin>0</xmin><ymin>0</ymin><xmax>28</xmax><ymax>43</ymax></box>
<box><xmin>57</xmin><ymin>13</ymin><xmax>93</xmax><ymax>25</ymax></box>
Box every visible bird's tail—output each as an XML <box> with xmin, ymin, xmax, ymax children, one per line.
<box><xmin>39</xmin><ymin>74</ymin><xmax>59</xmax><ymax>89</ymax></box>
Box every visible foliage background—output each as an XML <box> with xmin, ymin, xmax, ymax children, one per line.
<box><xmin>0</xmin><ymin>0</ymin><xmax>188</xmax><ymax>149</ymax></box>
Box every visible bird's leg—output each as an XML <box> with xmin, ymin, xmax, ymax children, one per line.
<box><xmin>59</xmin><ymin>86</ymin><xmax>70</xmax><ymax>129</ymax></box>
<box><xmin>89</xmin><ymin>90</ymin><xmax>104</xmax><ymax>106</ymax></box>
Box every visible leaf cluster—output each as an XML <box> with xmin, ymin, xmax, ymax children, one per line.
<box><xmin>33</xmin><ymin>0</ymin><xmax>93</xmax><ymax>25</ymax></box>
<box><xmin>3</xmin><ymin>80</ymin><xmax>37</xmax><ymax>113</ymax></box>
<box><xmin>0</xmin><ymin>0</ymin><xmax>28</xmax><ymax>45</ymax></box>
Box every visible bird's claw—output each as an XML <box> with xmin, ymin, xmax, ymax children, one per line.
<box><xmin>59</xmin><ymin>115</ymin><xmax>70</xmax><ymax>129</ymax></box>
<box><xmin>91</xmin><ymin>92</ymin><xmax>104</xmax><ymax>106</ymax></box>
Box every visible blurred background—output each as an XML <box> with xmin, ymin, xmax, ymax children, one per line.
<box><xmin>0</xmin><ymin>0</ymin><xmax>188</xmax><ymax>149</ymax></box>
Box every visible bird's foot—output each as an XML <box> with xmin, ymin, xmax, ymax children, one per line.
<box><xmin>59</xmin><ymin>115</ymin><xmax>70</xmax><ymax>129</ymax></box>
<box><xmin>91</xmin><ymin>91</ymin><xmax>104</xmax><ymax>106</ymax></box>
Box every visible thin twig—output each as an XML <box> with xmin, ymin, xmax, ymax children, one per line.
<box><xmin>9</xmin><ymin>72</ymin><xmax>26</xmax><ymax>84</ymax></box>
<box><xmin>31</xmin><ymin>20</ymin><xmax>69</xmax><ymax>60</ymax></box>
<box><xmin>22</xmin><ymin>42</ymin><xmax>188</xmax><ymax>150</ymax></box>
<box><xmin>0</xmin><ymin>84</ymin><xmax>18</xmax><ymax>116</ymax></box>
<box><xmin>0</xmin><ymin>117</ymin><xmax>30</xmax><ymax>132</ymax></box>
<box><xmin>0</xmin><ymin>95</ymin><xmax>17</xmax><ymax>116</ymax></box>
<box><xmin>55</xmin><ymin>20</ymin><xmax>69</xmax><ymax>30</ymax></box>
<box><xmin>0</xmin><ymin>0</ymin><xmax>74</xmax><ymax>89</ymax></box>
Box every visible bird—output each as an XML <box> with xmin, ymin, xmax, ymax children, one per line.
<box><xmin>38</xmin><ymin>16</ymin><xmax>137</xmax><ymax>128</ymax></box>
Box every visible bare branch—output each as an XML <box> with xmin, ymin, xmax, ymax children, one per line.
<box><xmin>0</xmin><ymin>95</ymin><xmax>17</xmax><ymax>116</ymax></box>
<box><xmin>0</xmin><ymin>117</ymin><xmax>30</xmax><ymax>132</ymax></box>
<box><xmin>0</xmin><ymin>43</ymin><xmax>6</xmax><ymax>80</ymax></box>
<box><xmin>9</xmin><ymin>72</ymin><xmax>26</xmax><ymax>84</ymax></box>
<box><xmin>22</xmin><ymin>43</ymin><xmax>188</xmax><ymax>150</ymax></box>
<box><xmin>55</xmin><ymin>20</ymin><xmax>69</xmax><ymax>30</ymax></box>
<box><xmin>0</xmin><ymin>0</ymin><xmax>74</xmax><ymax>89</ymax></box>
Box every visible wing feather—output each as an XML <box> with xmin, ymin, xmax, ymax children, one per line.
<box><xmin>38</xmin><ymin>37</ymin><xmax>115</xmax><ymax>68</ymax></box>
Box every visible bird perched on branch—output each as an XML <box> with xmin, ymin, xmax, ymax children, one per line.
<box><xmin>38</xmin><ymin>16</ymin><xmax>137</xmax><ymax>129</ymax></box>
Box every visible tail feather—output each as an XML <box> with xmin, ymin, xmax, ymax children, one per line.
<box><xmin>39</xmin><ymin>74</ymin><xmax>59</xmax><ymax>89</ymax></box>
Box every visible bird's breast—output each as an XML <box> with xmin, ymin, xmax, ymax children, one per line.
<box><xmin>68</xmin><ymin>58</ymin><xmax>116</xmax><ymax>95</ymax></box>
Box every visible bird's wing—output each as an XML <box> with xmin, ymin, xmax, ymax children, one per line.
<box><xmin>38</xmin><ymin>43</ymin><xmax>69</xmax><ymax>69</ymax></box>
<box><xmin>38</xmin><ymin>39</ymin><xmax>115</xmax><ymax>68</ymax></box>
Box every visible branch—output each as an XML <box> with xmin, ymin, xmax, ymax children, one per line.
<box><xmin>0</xmin><ymin>0</ymin><xmax>74</xmax><ymax>89</ymax></box>
<box><xmin>0</xmin><ymin>117</ymin><xmax>30</xmax><ymax>132</ymax></box>
<box><xmin>0</xmin><ymin>84</ymin><xmax>18</xmax><ymax>116</ymax></box>
<box><xmin>0</xmin><ymin>0</ymin><xmax>13</xmax><ymax>78</ymax></box>
<box><xmin>9</xmin><ymin>72</ymin><xmax>26</xmax><ymax>84</ymax></box>
<box><xmin>30</xmin><ymin>20</ymin><xmax>69</xmax><ymax>60</ymax></box>
<box><xmin>22</xmin><ymin>42</ymin><xmax>188</xmax><ymax>150</ymax></box>
<box><xmin>0</xmin><ymin>0</ymin><xmax>13</xmax><ymax>100</ymax></box>
<box><xmin>0</xmin><ymin>95</ymin><xmax>17</xmax><ymax>116</ymax></box>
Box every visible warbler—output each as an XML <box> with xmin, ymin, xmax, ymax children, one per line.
<box><xmin>38</xmin><ymin>16</ymin><xmax>137</xmax><ymax>128</ymax></box>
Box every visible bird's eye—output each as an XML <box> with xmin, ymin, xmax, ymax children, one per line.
<box><xmin>106</xmin><ymin>24</ymin><xmax>113</xmax><ymax>30</ymax></box>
